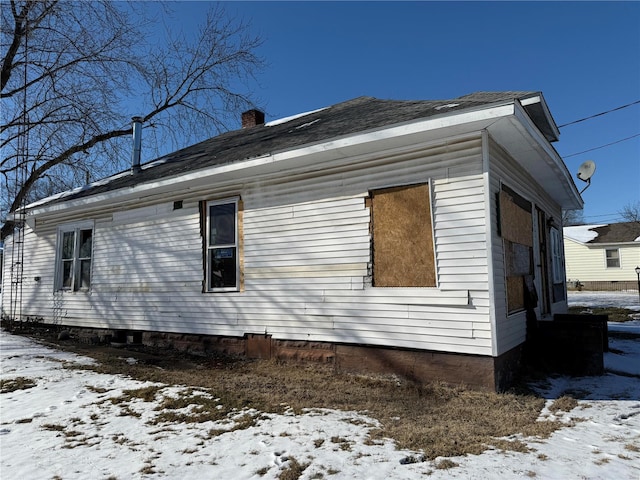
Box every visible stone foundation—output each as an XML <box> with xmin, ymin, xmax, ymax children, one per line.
<box><xmin>21</xmin><ymin>324</ymin><xmax>522</xmax><ymax>391</ymax></box>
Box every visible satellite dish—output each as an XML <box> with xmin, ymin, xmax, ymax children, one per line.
<box><xmin>576</xmin><ymin>160</ymin><xmax>596</xmax><ymax>194</ymax></box>
<box><xmin>577</xmin><ymin>160</ymin><xmax>596</xmax><ymax>182</ymax></box>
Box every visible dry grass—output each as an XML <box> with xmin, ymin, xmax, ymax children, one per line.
<box><xmin>548</xmin><ymin>395</ymin><xmax>578</xmax><ymax>414</ymax></box>
<box><xmin>567</xmin><ymin>306</ymin><xmax>636</xmax><ymax>323</ymax></box>
<box><xmin>16</xmin><ymin>332</ymin><xmax>569</xmax><ymax>460</ymax></box>
<box><xmin>0</xmin><ymin>376</ymin><xmax>36</xmax><ymax>393</ymax></box>
<box><xmin>278</xmin><ymin>457</ymin><xmax>310</xmax><ymax>480</ymax></box>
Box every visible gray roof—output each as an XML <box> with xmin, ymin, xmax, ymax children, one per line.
<box><xmin>38</xmin><ymin>91</ymin><xmax>552</xmax><ymax>207</ymax></box>
<box><xmin>585</xmin><ymin>222</ymin><xmax>640</xmax><ymax>244</ymax></box>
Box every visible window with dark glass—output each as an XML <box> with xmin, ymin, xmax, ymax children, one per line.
<box><xmin>605</xmin><ymin>248</ymin><xmax>620</xmax><ymax>268</ymax></box>
<box><xmin>206</xmin><ymin>199</ymin><xmax>238</xmax><ymax>291</ymax></box>
<box><xmin>56</xmin><ymin>224</ymin><xmax>93</xmax><ymax>291</ymax></box>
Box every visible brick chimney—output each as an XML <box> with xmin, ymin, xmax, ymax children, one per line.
<box><xmin>241</xmin><ymin>109</ymin><xmax>265</xmax><ymax>128</ymax></box>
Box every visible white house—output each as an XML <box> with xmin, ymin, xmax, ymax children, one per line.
<box><xmin>1</xmin><ymin>92</ymin><xmax>583</xmax><ymax>390</ymax></box>
<box><xmin>564</xmin><ymin>222</ymin><xmax>640</xmax><ymax>291</ymax></box>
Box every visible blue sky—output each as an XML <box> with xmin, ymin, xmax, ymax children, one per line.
<box><xmin>169</xmin><ymin>1</ymin><xmax>639</xmax><ymax>223</ymax></box>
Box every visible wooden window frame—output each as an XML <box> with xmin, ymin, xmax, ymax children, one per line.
<box><xmin>205</xmin><ymin>197</ymin><xmax>240</xmax><ymax>292</ymax></box>
<box><xmin>55</xmin><ymin>221</ymin><xmax>94</xmax><ymax>292</ymax></box>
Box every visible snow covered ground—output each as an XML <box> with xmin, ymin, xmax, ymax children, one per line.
<box><xmin>1</xmin><ymin>292</ymin><xmax>639</xmax><ymax>479</ymax></box>
<box><xmin>568</xmin><ymin>290</ymin><xmax>640</xmax><ymax>310</ymax></box>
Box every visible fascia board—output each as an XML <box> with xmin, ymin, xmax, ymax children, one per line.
<box><xmin>511</xmin><ymin>102</ymin><xmax>583</xmax><ymax>210</ymax></box>
<box><xmin>519</xmin><ymin>93</ymin><xmax>561</xmax><ymax>141</ymax></box>
<box><xmin>267</xmin><ymin>104</ymin><xmax>515</xmax><ymax>162</ymax></box>
<box><xmin>27</xmin><ymin>105</ymin><xmax>516</xmax><ymax>217</ymax></box>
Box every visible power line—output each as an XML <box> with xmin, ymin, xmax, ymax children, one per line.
<box><xmin>558</xmin><ymin>100</ymin><xmax>640</xmax><ymax>128</ymax></box>
<box><xmin>563</xmin><ymin>132</ymin><xmax>640</xmax><ymax>158</ymax></box>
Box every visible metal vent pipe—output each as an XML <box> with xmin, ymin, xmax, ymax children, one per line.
<box><xmin>131</xmin><ymin>116</ymin><xmax>143</xmax><ymax>173</ymax></box>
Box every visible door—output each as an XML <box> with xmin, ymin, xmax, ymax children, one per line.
<box><xmin>536</xmin><ymin>208</ymin><xmax>551</xmax><ymax>316</ymax></box>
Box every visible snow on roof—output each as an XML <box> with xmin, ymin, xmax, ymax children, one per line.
<box><xmin>264</xmin><ymin>107</ymin><xmax>328</xmax><ymax>127</ymax></box>
<box><xmin>563</xmin><ymin>224</ymin><xmax>606</xmax><ymax>243</ymax></box>
<box><xmin>24</xmin><ymin>170</ymin><xmax>132</xmax><ymax>209</ymax></box>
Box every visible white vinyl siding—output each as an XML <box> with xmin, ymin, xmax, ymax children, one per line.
<box><xmin>3</xmin><ymin>133</ymin><xmax>499</xmax><ymax>356</ymax></box>
<box><xmin>487</xmin><ymin>135</ymin><xmax>565</xmax><ymax>355</ymax></box>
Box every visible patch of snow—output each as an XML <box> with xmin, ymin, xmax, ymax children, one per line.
<box><xmin>141</xmin><ymin>156</ymin><xmax>173</xmax><ymax>170</ymax></box>
<box><xmin>295</xmin><ymin>118</ymin><xmax>321</xmax><ymax>129</ymax></box>
<box><xmin>25</xmin><ymin>170</ymin><xmax>132</xmax><ymax>209</ymax></box>
<box><xmin>434</xmin><ymin>103</ymin><xmax>460</xmax><ymax>110</ymax></box>
<box><xmin>563</xmin><ymin>224</ymin><xmax>606</xmax><ymax>243</ymax></box>
<box><xmin>606</xmin><ymin>336</ymin><xmax>640</xmax><ymax>376</ymax></box>
<box><xmin>264</xmin><ymin>107</ymin><xmax>327</xmax><ymax>127</ymax></box>
<box><xmin>568</xmin><ymin>291</ymin><xmax>640</xmax><ymax>310</ymax></box>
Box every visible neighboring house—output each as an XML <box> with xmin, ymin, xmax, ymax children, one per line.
<box><xmin>1</xmin><ymin>92</ymin><xmax>583</xmax><ymax>390</ymax></box>
<box><xmin>564</xmin><ymin>222</ymin><xmax>640</xmax><ymax>291</ymax></box>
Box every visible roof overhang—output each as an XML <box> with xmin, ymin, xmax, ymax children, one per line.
<box><xmin>25</xmin><ymin>98</ymin><xmax>582</xmax><ymax>218</ymax></box>
<box><xmin>486</xmin><ymin>101</ymin><xmax>582</xmax><ymax>210</ymax></box>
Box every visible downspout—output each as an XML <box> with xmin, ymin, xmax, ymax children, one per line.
<box><xmin>131</xmin><ymin>116</ymin><xmax>143</xmax><ymax>174</ymax></box>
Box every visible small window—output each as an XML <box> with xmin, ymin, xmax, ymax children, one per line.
<box><xmin>605</xmin><ymin>248</ymin><xmax>620</xmax><ymax>268</ymax></box>
<box><xmin>550</xmin><ymin>228</ymin><xmax>564</xmax><ymax>283</ymax></box>
<box><xmin>56</xmin><ymin>223</ymin><xmax>93</xmax><ymax>291</ymax></box>
<box><xmin>205</xmin><ymin>198</ymin><xmax>239</xmax><ymax>291</ymax></box>
<box><xmin>369</xmin><ymin>183</ymin><xmax>436</xmax><ymax>287</ymax></box>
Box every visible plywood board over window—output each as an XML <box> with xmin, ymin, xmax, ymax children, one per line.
<box><xmin>370</xmin><ymin>183</ymin><xmax>436</xmax><ymax>287</ymax></box>
<box><xmin>499</xmin><ymin>185</ymin><xmax>533</xmax><ymax>314</ymax></box>
<box><xmin>499</xmin><ymin>188</ymin><xmax>533</xmax><ymax>248</ymax></box>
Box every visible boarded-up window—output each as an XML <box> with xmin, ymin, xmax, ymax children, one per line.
<box><xmin>370</xmin><ymin>183</ymin><xmax>436</xmax><ymax>287</ymax></box>
<box><xmin>499</xmin><ymin>185</ymin><xmax>533</xmax><ymax>314</ymax></box>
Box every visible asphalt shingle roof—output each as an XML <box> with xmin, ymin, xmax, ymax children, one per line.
<box><xmin>585</xmin><ymin>222</ymin><xmax>640</xmax><ymax>244</ymax></box>
<box><xmin>37</xmin><ymin>91</ymin><xmax>546</xmax><ymax>206</ymax></box>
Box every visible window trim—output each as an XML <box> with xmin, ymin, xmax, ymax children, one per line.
<box><xmin>605</xmin><ymin>248</ymin><xmax>621</xmax><ymax>269</ymax></box>
<box><xmin>55</xmin><ymin>221</ymin><xmax>94</xmax><ymax>292</ymax></box>
<box><xmin>205</xmin><ymin>197</ymin><xmax>239</xmax><ymax>292</ymax></box>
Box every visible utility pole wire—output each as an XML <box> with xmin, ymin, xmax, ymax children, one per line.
<box><xmin>563</xmin><ymin>133</ymin><xmax>640</xmax><ymax>158</ymax></box>
<box><xmin>558</xmin><ymin>100</ymin><xmax>640</xmax><ymax>128</ymax></box>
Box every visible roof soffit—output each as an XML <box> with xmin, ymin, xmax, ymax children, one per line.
<box><xmin>487</xmin><ymin>103</ymin><xmax>582</xmax><ymax>210</ymax></box>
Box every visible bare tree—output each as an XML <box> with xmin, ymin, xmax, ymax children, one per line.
<box><xmin>1</xmin><ymin>1</ymin><xmax>262</xmax><ymax>235</ymax></box>
<box><xmin>618</xmin><ymin>201</ymin><xmax>640</xmax><ymax>223</ymax></box>
<box><xmin>562</xmin><ymin>209</ymin><xmax>584</xmax><ymax>226</ymax></box>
